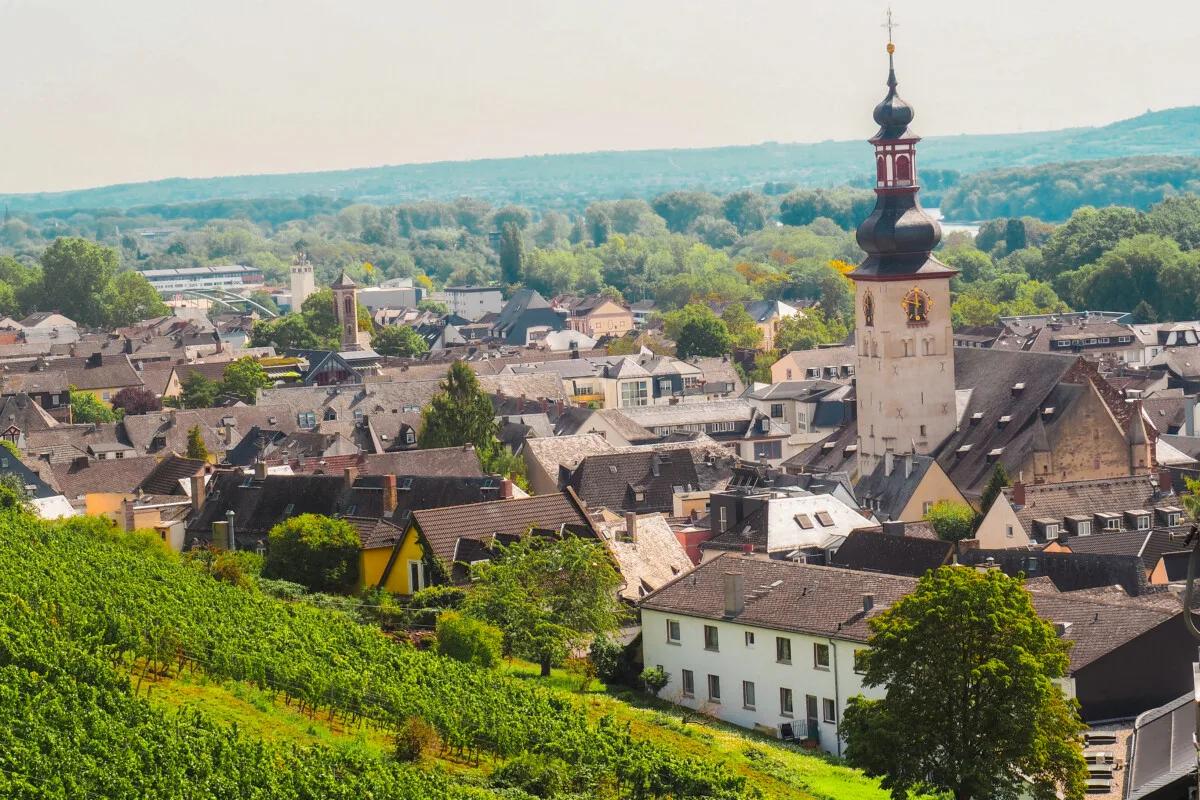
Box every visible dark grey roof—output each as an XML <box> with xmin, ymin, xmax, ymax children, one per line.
<box><xmin>783</xmin><ymin>421</ymin><xmax>860</xmax><ymax>474</ymax></box>
<box><xmin>1058</xmin><ymin>528</ymin><xmax>1190</xmax><ymax>570</ymax></box>
<box><xmin>854</xmin><ymin>454</ymin><xmax>935</xmax><ymax>522</ymax></box>
<box><xmin>960</xmin><ymin>549</ymin><xmax>1152</xmax><ymax>596</ymax></box>
<box><xmin>1127</xmin><ymin>692</ymin><xmax>1197</xmax><ymax>800</ymax></box>
<box><xmin>831</xmin><ymin>528</ymin><xmax>953</xmax><ymax>577</ymax></box>
<box><xmin>568</xmin><ymin>450</ymin><xmax>699</xmax><ymax>514</ymax></box>
<box><xmin>138</xmin><ymin>455</ymin><xmax>206</xmax><ymax>496</ymax></box>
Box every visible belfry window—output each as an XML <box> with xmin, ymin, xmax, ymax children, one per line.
<box><xmin>895</xmin><ymin>154</ymin><xmax>911</xmax><ymax>182</ymax></box>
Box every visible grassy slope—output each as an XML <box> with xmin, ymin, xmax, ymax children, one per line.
<box><xmin>143</xmin><ymin>659</ymin><xmax>896</xmax><ymax>800</ymax></box>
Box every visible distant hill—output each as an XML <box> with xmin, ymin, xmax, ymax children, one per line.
<box><xmin>6</xmin><ymin>106</ymin><xmax>1200</xmax><ymax>216</ymax></box>
<box><xmin>940</xmin><ymin>155</ymin><xmax>1200</xmax><ymax>221</ymax></box>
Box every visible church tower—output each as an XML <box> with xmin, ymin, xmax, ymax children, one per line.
<box><xmin>331</xmin><ymin>270</ymin><xmax>366</xmax><ymax>351</ymax></box>
<box><xmin>851</xmin><ymin>36</ymin><xmax>957</xmax><ymax>477</ymax></box>
<box><xmin>289</xmin><ymin>253</ymin><xmax>315</xmax><ymax>311</ymax></box>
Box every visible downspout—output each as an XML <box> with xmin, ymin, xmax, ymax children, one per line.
<box><xmin>828</xmin><ymin>637</ymin><xmax>842</xmax><ymax>757</ymax></box>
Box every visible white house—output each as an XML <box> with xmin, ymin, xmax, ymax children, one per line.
<box><xmin>640</xmin><ymin>555</ymin><xmax>915</xmax><ymax>755</ymax></box>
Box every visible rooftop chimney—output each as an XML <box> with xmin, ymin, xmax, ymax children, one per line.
<box><xmin>500</xmin><ymin>477</ymin><xmax>514</xmax><ymax>499</ymax></box>
<box><xmin>625</xmin><ymin>510</ymin><xmax>638</xmax><ymax>546</ymax></box>
<box><xmin>190</xmin><ymin>473</ymin><xmax>206</xmax><ymax>513</ymax></box>
<box><xmin>884</xmin><ymin>451</ymin><xmax>894</xmax><ymax>476</ymax></box>
<box><xmin>382</xmin><ymin>474</ymin><xmax>398</xmax><ymax>514</ymax></box>
<box><xmin>881</xmin><ymin>520</ymin><xmax>906</xmax><ymax>537</ymax></box>
<box><xmin>724</xmin><ymin>572</ymin><xmax>745</xmax><ymax>617</ymax></box>
<box><xmin>1159</xmin><ymin>468</ymin><xmax>1174</xmax><ymax>495</ymax></box>
<box><xmin>121</xmin><ymin>497</ymin><xmax>137</xmax><ymax>532</ymax></box>
<box><xmin>862</xmin><ymin>593</ymin><xmax>875</xmax><ymax>614</ymax></box>
<box><xmin>1011</xmin><ymin>481</ymin><xmax>1026</xmax><ymax>507</ymax></box>
<box><xmin>254</xmin><ymin>460</ymin><xmax>268</xmax><ymax>480</ymax></box>
<box><xmin>343</xmin><ymin>466</ymin><xmax>357</xmax><ymax>489</ymax></box>
<box><xmin>904</xmin><ymin>453</ymin><xmax>913</xmax><ymax>479</ymax></box>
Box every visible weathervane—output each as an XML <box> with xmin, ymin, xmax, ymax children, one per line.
<box><xmin>882</xmin><ymin>7</ymin><xmax>898</xmax><ymax>44</ymax></box>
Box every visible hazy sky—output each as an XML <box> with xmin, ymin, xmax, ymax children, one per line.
<box><xmin>1</xmin><ymin>0</ymin><xmax>1196</xmax><ymax>194</ymax></box>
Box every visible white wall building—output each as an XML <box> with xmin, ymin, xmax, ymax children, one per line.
<box><xmin>442</xmin><ymin>286</ymin><xmax>504</xmax><ymax>321</ymax></box>
<box><xmin>641</xmin><ymin>556</ymin><xmax>914</xmax><ymax>755</ymax></box>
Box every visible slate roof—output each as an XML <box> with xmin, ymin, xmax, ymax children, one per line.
<box><xmin>640</xmin><ymin>555</ymin><xmax>917</xmax><ymax>643</ymax></box>
<box><xmin>568</xmin><ymin>450</ymin><xmax>700</xmax><ymax>514</ymax></box>
<box><xmin>1006</xmin><ymin>475</ymin><xmax>1177</xmax><ymax>537</ymax></box>
<box><xmin>411</xmin><ymin>491</ymin><xmax>592</xmax><ymax>563</ymax></box>
<box><xmin>62</xmin><ymin>354</ymin><xmax>143</xmax><ymax>391</ymax></box>
<box><xmin>936</xmin><ymin>349</ymin><xmax>1101</xmax><ymax>496</ymax></box>
<box><xmin>51</xmin><ymin>455</ymin><xmax>162</xmax><ymax>500</ymax></box>
<box><xmin>523</xmin><ymin>433</ymin><xmax>616</xmax><ymax>482</ymax></box>
<box><xmin>1054</xmin><ymin>528</ymin><xmax>1190</xmax><ymax>569</ymax></box>
<box><xmin>122</xmin><ymin>405</ymin><xmax>300</xmax><ymax>457</ymax></box>
<box><xmin>830</xmin><ymin>528</ymin><xmax>954</xmax><ymax>577</ymax></box>
<box><xmin>959</xmin><ymin>549</ymin><xmax>1153</xmax><ymax>596</ymax></box>
<box><xmin>1025</xmin><ymin>588</ymin><xmax>1177</xmax><ymax>671</ymax></box>
<box><xmin>138</xmin><ymin>455</ymin><xmax>206</xmax><ymax>495</ymax></box>
<box><xmin>345</xmin><ymin>516</ymin><xmax>407</xmax><ymax>549</ymax></box>
<box><xmin>704</xmin><ymin>491</ymin><xmax>869</xmax><ymax>554</ymax></box>
<box><xmin>0</xmin><ymin>393</ymin><xmax>59</xmax><ymax>432</ymax></box>
<box><xmin>359</xmin><ymin>447</ymin><xmax>484</xmax><ymax>478</ymax></box>
<box><xmin>854</xmin><ymin>454</ymin><xmax>937</xmax><ymax>521</ymax></box>
<box><xmin>783</xmin><ymin>421</ymin><xmax>860</xmax><ymax>474</ymax></box>
<box><xmin>25</xmin><ymin>423</ymin><xmax>129</xmax><ymax>464</ymax></box>
<box><xmin>553</xmin><ymin>406</ymin><xmax>658</xmax><ymax>444</ymax></box>
<box><xmin>747</xmin><ymin>380</ymin><xmax>843</xmax><ymax>402</ymax></box>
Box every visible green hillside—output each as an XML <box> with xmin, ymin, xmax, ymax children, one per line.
<box><xmin>0</xmin><ymin>511</ymin><xmax>895</xmax><ymax>799</ymax></box>
<box><xmin>5</xmin><ymin>107</ymin><xmax>1200</xmax><ymax>215</ymax></box>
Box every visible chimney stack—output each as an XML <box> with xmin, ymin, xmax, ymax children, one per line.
<box><xmin>884</xmin><ymin>451</ymin><xmax>894</xmax><ymax>476</ymax></box>
<box><xmin>382</xmin><ymin>474</ymin><xmax>398</xmax><ymax>514</ymax></box>
<box><xmin>500</xmin><ymin>477</ymin><xmax>514</xmax><ymax>499</ymax></box>
<box><xmin>625</xmin><ymin>511</ymin><xmax>638</xmax><ymax>546</ymax></box>
<box><xmin>724</xmin><ymin>572</ymin><xmax>745</xmax><ymax>617</ymax></box>
<box><xmin>254</xmin><ymin>460</ymin><xmax>268</xmax><ymax>480</ymax></box>
<box><xmin>121</xmin><ymin>497</ymin><xmax>137</xmax><ymax>532</ymax></box>
<box><xmin>224</xmin><ymin>424</ymin><xmax>234</xmax><ymax>445</ymax></box>
<box><xmin>1011</xmin><ymin>481</ymin><xmax>1026</xmax><ymax>507</ymax></box>
<box><xmin>862</xmin><ymin>593</ymin><xmax>875</xmax><ymax>614</ymax></box>
<box><xmin>1159</xmin><ymin>468</ymin><xmax>1175</xmax><ymax>495</ymax></box>
<box><xmin>904</xmin><ymin>453</ymin><xmax>913</xmax><ymax>479</ymax></box>
<box><xmin>343</xmin><ymin>466</ymin><xmax>357</xmax><ymax>489</ymax></box>
<box><xmin>190</xmin><ymin>474</ymin><xmax>206</xmax><ymax>513</ymax></box>
<box><xmin>882</xmin><ymin>520</ymin><xmax>905</xmax><ymax>537</ymax></box>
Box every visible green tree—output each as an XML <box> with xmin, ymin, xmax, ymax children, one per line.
<box><xmin>110</xmin><ymin>386</ymin><xmax>161</xmax><ymax>416</ymax></box>
<box><xmin>186</xmin><ymin>425</ymin><xmax>209</xmax><ymax>461</ymax></box>
<box><xmin>263</xmin><ymin>514</ymin><xmax>361</xmax><ymax>593</ymax></box>
<box><xmin>416</xmin><ymin>299</ymin><xmax>449</xmax><ymax>315</ymax></box>
<box><xmin>40</xmin><ymin>237</ymin><xmax>119</xmax><ymax>326</ymax></box>
<box><xmin>220</xmin><ymin>357</ymin><xmax>272</xmax><ymax>404</ymax></box>
<box><xmin>418</xmin><ymin>361</ymin><xmax>497</xmax><ymax>451</ymax></box>
<box><xmin>498</xmin><ymin>222</ymin><xmax>525</xmax><ymax>285</ymax></box>
<box><xmin>372</xmin><ymin>325</ymin><xmax>430</xmax><ymax>357</ymax></box>
<box><xmin>773</xmin><ymin>308</ymin><xmax>848</xmax><ymax>352</ymax></box>
<box><xmin>102</xmin><ymin>271</ymin><xmax>170</xmax><ymax>327</ymax></box>
<box><xmin>721</xmin><ymin>304</ymin><xmax>764</xmax><ymax>349</ymax></box>
<box><xmin>250</xmin><ymin>314</ymin><xmax>325</xmax><ymax>351</ymax></box>
<box><xmin>924</xmin><ymin>501</ymin><xmax>978</xmax><ymax>543</ymax></box>
<box><xmin>651</xmin><ymin>190</ymin><xmax>722</xmax><ymax>233</ymax></box>
<box><xmin>978</xmin><ymin>463</ymin><xmax>1010</xmax><ymax>518</ymax></box>
<box><xmin>951</xmin><ymin>294</ymin><xmax>1002</xmax><ymax>328</ymax></box>
<box><xmin>1131</xmin><ymin>299</ymin><xmax>1158</xmax><ymax>324</ymax></box>
<box><xmin>69</xmin><ymin>386</ymin><xmax>118</xmax><ymax>424</ymax></box>
<box><xmin>464</xmin><ymin>536</ymin><xmax>624</xmax><ymax>676</ymax></box>
<box><xmin>663</xmin><ymin>304</ymin><xmax>732</xmax><ymax>359</ymax></box>
<box><xmin>721</xmin><ymin>190</ymin><xmax>770</xmax><ymax>234</ymax></box>
<box><xmin>435</xmin><ymin>611</ymin><xmax>502</xmax><ymax>669</ymax></box>
<box><xmin>180</xmin><ymin>371</ymin><xmax>220</xmax><ymax>409</ymax></box>
<box><xmin>1072</xmin><ymin>234</ymin><xmax>1183</xmax><ymax>315</ymax></box>
<box><xmin>844</xmin><ymin>567</ymin><xmax>1086</xmax><ymax>800</ymax></box>
<box><xmin>1039</xmin><ymin>206</ymin><xmax>1148</xmax><ymax>280</ymax></box>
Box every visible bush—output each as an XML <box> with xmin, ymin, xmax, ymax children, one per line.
<box><xmin>925</xmin><ymin>501</ymin><xmax>979</xmax><ymax>543</ymax></box>
<box><xmin>393</xmin><ymin>716</ymin><xmax>439</xmax><ymax>762</ymax></box>
<box><xmin>406</xmin><ymin>584</ymin><xmax>466</xmax><ymax>627</ymax></box>
<box><xmin>262</xmin><ymin>514</ymin><xmax>361</xmax><ymax>593</ymax></box>
<box><xmin>435</xmin><ymin>611</ymin><xmax>502</xmax><ymax>669</ymax></box>
<box><xmin>490</xmin><ymin>753</ymin><xmax>573</xmax><ymax>798</ymax></box>
<box><xmin>588</xmin><ymin>635</ymin><xmax>623</xmax><ymax>683</ymax></box>
<box><xmin>640</xmin><ymin>666</ymin><xmax>670</xmax><ymax>697</ymax></box>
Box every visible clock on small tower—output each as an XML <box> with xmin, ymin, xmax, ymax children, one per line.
<box><xmin>901</xmin><ymin>286</ymin><xmax>931</xmax><ymax>324</ymax></box>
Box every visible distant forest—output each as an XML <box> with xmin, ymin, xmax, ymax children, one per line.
<box><xmin>5</xmin><ymin>106</ymin><xmax>1200</xmax><ymax>216</ymax></box>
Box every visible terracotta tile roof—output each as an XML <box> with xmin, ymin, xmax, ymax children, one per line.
<box><xmin>359</xmin><ymin>447</ymin><xmax>483</xmax><ymax>478</ymax></box>
<box><xmin>1025</xmin><ymin>588</ymin><xmax>1177</xmax><ymax>670</ymax></box>
<box><xmin>568</xmin><ymin>450</ymin><xmax>700</xmax><ymax>514</ymax></box>
<box><xmin>51</xmin><ymin>455</ymin><xmax>162</xmax><ymax>500</ymax></box>
<box><xmin>411</xmin><ymin>491</ymin><xmax>591</xmax><ymax>563</ymax></box>
<box><xmin>138</xmin><ymin>454</ymin><xmax>206</xmax><ymax>495</ymax></box>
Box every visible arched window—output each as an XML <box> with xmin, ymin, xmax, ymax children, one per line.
<box><xmin>895</xmin><ymin>154</ymin><xmax>911</xmax><ymax>182</ymax></box>
<box><xmin>876</xmin><ymin>156</ymin><xmax>887</xmax><ymax>183</ymax></box>
<box><xmin>344</xmin><ymin>296</ymin><xmax>354</xmax><ymax>316</ymax></box>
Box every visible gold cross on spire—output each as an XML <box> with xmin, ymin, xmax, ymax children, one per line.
<box><xmin>882</xmin><ymin>6</ymin><xmax>898</xmax><ymax>53</ymax></box>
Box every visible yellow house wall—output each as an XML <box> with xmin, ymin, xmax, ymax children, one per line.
<box><xmin>85</xmin><ymin>492</ymin><xmax>130</xmax><ymax>518</ymax></box>
<box><xmin>974</xmin><ymin>499</ymin><xmax>1031</xmax><ymax>549</ymax></box>
<box><xmin>897</xmin><ymin>463</ymin><xmax>969</xmax><ymax>521</ymax></box>
<box><xmin>1020</xmin><ymin>380</ymin><xmax>1135</xmax><ymax>484</ymax></box>
<box><xmin>360</xmin><ymin>525</ymin><xmax>427</xmax><ymax>594</ymax></box>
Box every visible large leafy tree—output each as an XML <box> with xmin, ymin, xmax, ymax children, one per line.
<box><xmin>418</xmin><ymin>361</ymin><xmax>497</xmax><ymax>451</ymax></box>
<box><xmin>180</xmin><ymin>371</ymin><xmax>219</xmax><ymax>409</ymax></box>
<box><xmin>220</xmin><ymin>357</ymin><xmax>272</xmax><ymax>404</ymax></box>
<box><xmin>111</xmin><ymin>386</ymin><xmax>161</xmax><ymax>416</ymax></box>
<box><xmin>464</xmin><ymin>536</ymin><xmax>624</xmax><ymax>676</ymax></box>
<box><xmin>924</xmin><ymin>501</ymin><xmax>978</xmax><ymax>543</ymax></box>
<box><xmin>372</xmin><ymin>325</ymin><xmax>430</xmax><ymax>357</ymax></box>
<box><xmin>844</xmin><ymin>567</ymin><xmax>1086</xmax><ymax>800</ymax></box>
<box><xmin>498</xmin><ymin>222</ymin><xmax>525</xmax><ymax>285</ymax></box>
<box><xmin>773</xmin><ymin>308</ymin><xmax>848</xmax><ymax>353</ymax></box>
<box><xmin>40</xmin><ymin>237</ymin><xmax>118</xmax><ymax>326</ymax></box>
<box><xmin>263</xmin><ymin>513</ymin><xmax>361</xmax><ymax>593</ymax></box>
<box><xmin>663</xmin><ymin>304</ymin><xmax>732</xmax><ymax>359</ymax></box>
<box><xmin>69</xmin><ymin>387</ymin><xmax>118</xmax><ymax>424</ymax></box>
<box><xmin>103</xmin><ymin>271</ymin><xmax>170</xmax><ymax>327</ymax></box>
<box><xmin>720</xmin><ymin>304</ymin><xmax>763</xmax><ymax>349</ymax></box>
<box><xmin>250</xmin><ymin>314</ymin><xmax>326</xmax><ymax>351</ymax></box>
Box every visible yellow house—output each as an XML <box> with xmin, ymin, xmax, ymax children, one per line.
<box><xmin>361</xmin><ymin>491</ymin><xmax>594</xmax><ymax>595</ymax></box>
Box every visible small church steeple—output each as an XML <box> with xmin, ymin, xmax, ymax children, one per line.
<box><xmin>331</xmin><ymin>270</ymin><xmax>365</xmax><ymax>352</ymax></box>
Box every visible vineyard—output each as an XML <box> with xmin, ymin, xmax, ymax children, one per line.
<box><xmin>0</xmin><ymin>513</ymin><xmax>749</xmax><ymax>798</ymax></box>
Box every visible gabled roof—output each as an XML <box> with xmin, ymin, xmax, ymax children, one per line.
<box><xmin>568</xmin><ymin>450</ymin><xmax>700</xmax><ymax>514</ymax></box>
<box><xmin>1024</xmin><ymin>587</ymin><xmax>1177</xmax><ymax>670</ymax></box>
<box><xmin>831</xmin><ymin>528</ymin><xmax>953</xmax><ymax>577</ymax></box>
<box><xmin>51</xmin><ymin>455</ymin><xmax>162</xmax><ymax>500</ymax></box>
<box><xmin>1005</xmin><ymin>475</ymin><xmax>1176</xmax><ymax>537</ymax></box>
<box><xmin>960</xmin><ymin>549</ymin><xmax>1152</xmax><ymax>596</ymax></box>
<box><xmin>597</xmin><ymin>513</ymin><xmax>693</xmax><ymax>602</ymax></box>
<box><xmin>331</xmin><ymin>270</ymin><xmax>357</xmax><ymax>289</ymax></box>
<box><xmin>854</xmin><ymin>454</ymin><xmax>937</xmax><ymax>522</ymax></box>
<box><xmin>705</xmin><ymin>491</ymin><xmax>868</xmax><ymax>554</ymax></box>
<box><xmin>138</xmin><ymin>455</ymin><xmax>206</xmax><ymax>495</ymax></box>
<box><xmin>641</xmin><ymin>555</ymin><xmax>916</xmax><ymax>643</ymax></box>
<box><xmin>411</xmin><ymin>491</ymin><xmax>591</xmax><ymax>563</ymax></box>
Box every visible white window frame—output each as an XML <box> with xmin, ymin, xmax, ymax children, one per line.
<box><xmin>407</xmin><ymin>559</ymin><xmax>425</xmax><ymax>593</ymax></box>
<box><xmin>666</xmin><ymin>619</ymin><xmax>681</xmax><ymax>644</ymax></box>
<box><xmin>822</xmin><ymin>698</ymin><xmax>837</xmax><ymax>723</ymax></box>
<box><xmin>704</xmin><ymin>624</ymin><xmax>719</xmax><ymax>652</ymax></box>
<box><xmin>742</xmin><ymin>680</ymin><xmax>756</xmax><ymax>710</ymax></box>
<box><xmin>707</xmin><ymin>674</ymin><xmax>721</xmax><ymax>703</ymax></box>
<box><xmin>813</xmin><ymin>642</ymin><xmax>830</xmax><ymax>670</ymax></box>
<box><xmin>780</xmin><ymin>687</ymin><xmax>794</xmax><ymax>717</ymax></box>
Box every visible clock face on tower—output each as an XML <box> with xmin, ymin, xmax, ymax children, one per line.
<box><xmin>901</xmin><ymin>286</ymin><xmax>932</xmax><ymax>324</ymax></box>
<box><xmin>863</xmin><ymin>291</ymin><xmax>875</xmax><ymax>327</ymax></box>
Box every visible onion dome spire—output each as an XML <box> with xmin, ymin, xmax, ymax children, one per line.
<box><xmin>850</xmin><ymin>29</ymin><xmax>953</xmax><ymax>281</ymax></box>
